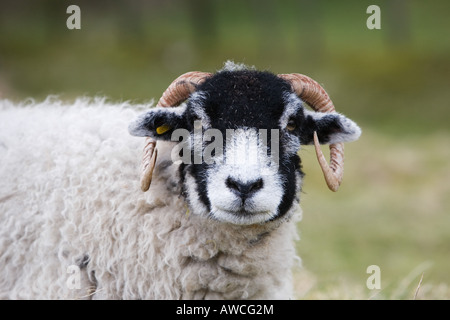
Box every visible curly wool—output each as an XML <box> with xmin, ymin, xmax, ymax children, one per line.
<box><xmin>0</xmin><ymin>97</ymin><xmax>301</xmax><ymax>299</ymax></box>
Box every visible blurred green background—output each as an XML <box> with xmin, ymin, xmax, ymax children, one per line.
<box><xmin>1</xmin><ymin>0</ymin><xmax>449</xmax><ymax>299</ymax></box>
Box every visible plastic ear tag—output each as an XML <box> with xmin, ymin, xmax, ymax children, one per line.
<box><xmin>156</xmin><ymin>124</ymin><xmax>171</xmax><ymax>135</ymax></box>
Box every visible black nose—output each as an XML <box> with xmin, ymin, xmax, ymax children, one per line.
<box><xmin>226</xmin><ymin>177</ymin><xmax>264</xmax><ymax>199</ymax></box>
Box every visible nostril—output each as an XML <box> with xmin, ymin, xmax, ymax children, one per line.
<box><xmin>248</xmin><ymin>178</ymin><xmax>263</xmax><ymax>193</ymax></box>
<box><xmin>226</xmin><ymin>177</ymin><xmax>264</xmax><ymax>198</ymax></box>
<box><xmin>226</xmin><ymin>177</ymin><xmax>241</xmax><ymax>192</ymax></box>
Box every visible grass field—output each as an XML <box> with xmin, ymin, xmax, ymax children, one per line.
<box><xmin>293</xmin><ymin>129</ymin><xmax>450</xmax><ymax>299</ymax></box>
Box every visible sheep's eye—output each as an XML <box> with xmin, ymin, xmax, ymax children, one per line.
<box><xmin>286</xmin><ymin>119</ymin><xmax>296</xmax><ymax>131</ymax></box>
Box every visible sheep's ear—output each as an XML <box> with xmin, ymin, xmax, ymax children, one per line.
<box><xmin>299</xmin><ymin>109</ymin><xmax>361</xmax><ymax>145</ymax></box>
<box><xmin>128</xmin><ymin>106</ymin><xmax>187</xmax><ymax>140</ymax></box>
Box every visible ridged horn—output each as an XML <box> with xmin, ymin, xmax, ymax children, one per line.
<box><xmin>141</xmin><ymin>71</ymin><xmax>212</xmax><ymax>192</ymax></box>
<box><xmin>278</xmin><ymin>73</ymin><xmax>344</xmax><ymax>192</ymax></box>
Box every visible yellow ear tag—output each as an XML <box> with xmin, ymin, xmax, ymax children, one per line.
<box><xmin>156</xmin><ymin>124</ymin><xmax>171</xmax><ymax>135</ymax></box>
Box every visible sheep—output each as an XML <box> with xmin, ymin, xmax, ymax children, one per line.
<box><xmin>0</xmin><ymin>62</ymin><xmax>361</xmax><ymax>299</ymax></box>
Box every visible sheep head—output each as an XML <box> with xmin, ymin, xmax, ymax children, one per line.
<box><xmin>129</xmin><ymin>64</ymin><xmax>361</xmax><ymax>225</ymax></box>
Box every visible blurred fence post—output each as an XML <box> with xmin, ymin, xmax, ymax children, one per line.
<box><xmin>186</xmin><ymin>0</ymin><xmax>217</xmax><ymax>55</ymax></box>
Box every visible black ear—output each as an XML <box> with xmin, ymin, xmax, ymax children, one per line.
<box><xmin>128</xmin><ymin>106</ymin><xmax>188</xmax><ymax>140</ymax></box>
<box><xmin>299</xmin><ymin>110</ymin><xmax>361</xmax><ymax>145</ymax></box>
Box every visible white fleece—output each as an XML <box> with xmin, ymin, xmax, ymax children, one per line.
<box><xmin>0</xmin><ymin>97</ymin><xmax>301</xmax><ymax>300</ymax></box>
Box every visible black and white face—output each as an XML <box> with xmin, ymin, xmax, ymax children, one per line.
<box><xmin>129</xmin><ymin>69</ymin><xmax>361</xmax><ymax>225</ymax></box>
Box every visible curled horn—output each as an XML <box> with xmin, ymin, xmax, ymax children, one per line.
<box><xmin>278</xmin><ymin>73</ymin><xmax>344</xmax><ymax>192</ymax></box>
<box><xmin>141</xmin><ymin>71</ymin><xmax>212</xmax><ymax>192</ymax></box>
